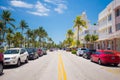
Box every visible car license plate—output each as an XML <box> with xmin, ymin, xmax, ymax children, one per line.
<box><xmin>111</xmin><ymin>57</ymin><xmax>115</xmax><ymax>59</ymax></box>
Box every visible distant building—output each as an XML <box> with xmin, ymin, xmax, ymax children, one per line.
<box><xmin>73</xmin><ymin>12</ymin><xmax>98</xmax><ymax>47</ymax></box>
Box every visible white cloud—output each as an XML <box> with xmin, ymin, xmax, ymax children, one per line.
<box><xmin>54</xmin><ymin>4</ymin><xmax>67</xmax><ymax>14</ymax></box>
<box><xmin>10</xmin><ymin>0</ymin><xmax>50</xmax><ymax>16</ymax></box>
<box><xmin>44</xmin><ymin>0</ymin><xmax>67</xmax><ymax>14</ymax></box>
<box><xmin>0</xmin><ymin>6</ymin><xmax>8</xmax><ymax>10</ymax></box>
<box><xmin>0</xmin><ymin>6</ymin><xmax>14</xmax><ymax>10</ymax></box>
<box><xmin>10</xmin><ymin>0</ymin><xmax>33</xmax><ymax>8</ymax></box>
<box><xmin>27</xmin><ymin>1</ymin><xmax>50</xmax><ymax>16</ymax></box>
<box><xmin>44</xmin><ymin>0</ymin><xmax>65</xmax><ymax>5</ymax></box>
<box><xmin>27</xmin><ymin>11</ymin><xmax>48</xmax><ymax>16</ymax></box>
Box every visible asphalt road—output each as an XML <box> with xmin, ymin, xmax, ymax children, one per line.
<box><xmin>0</xmin><ymin>50</ymin><xmax>120</xmax><ymax>80</ymax></box>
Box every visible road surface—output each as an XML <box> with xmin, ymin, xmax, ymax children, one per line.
<box><xmin>0</xmin><ymin>50</ymin><xmax>120</xmax><ymax>80</ymax></box>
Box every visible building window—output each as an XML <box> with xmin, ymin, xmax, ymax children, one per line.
<box><xmin>116</xmin><ymin>9</ymin><xmax>120</xmax><ymax>17</ymax></box>
<box><xmin>116</xmin><ymin>23</ymin><xmax>120</xmax><ymax>31</ymax></box>
<box><xmin>85</xmin><ymin>30</ymin><xmax>89</xmax><ymax>34</ymax></box>
<box><xmin>108</xmin><ymin>26</ymin><xmax>112</xmax><ymax>34</ymax></box>
<box><xmin>108</xmin><ymin>14</ymin><xmax>112</xmax><ymax>21</ymax></box>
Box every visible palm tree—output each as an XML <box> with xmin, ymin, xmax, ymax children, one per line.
<box><xmin>19</xmin><ymin>20</ymin><xmax>28</xmax><ymax>47</ymax></box>
<box><xmin>73</xmin><ymin>16</ymin><xmax>87</xmax><ymax>47</ymax></box>
<box><xmin>13</xmin><ymin>32</ymin><xmax>23</xmax><ymax>47</ymax></box>
<box><xmin>1</xmin><ymin>10</ymin><xmax>15</xmax><ymax>42</ymax></box>
<box><xmin>84</xmin><ymin>34</ymin><xmax>91</xmax><ymax>48</ymax></box>
<box><xmin>25</xmin><ymin>29</ymin><xmax>32</xmax><ymax>47</ymax></box>
<box><xmin>37</xmin><ymin>27</ymin><xmax>48</xmax><ymax>47</ymax></box>
<box><xmin>66</xmin><ymin>29</ymin><xmax>74</xmax><ymax>39</ymax></box>
<box><xmin>6</xmin><ymin>28</ymin><xmax>14</xmax><ymax>48</ymax></box>
<box><xmin>66</xmin><ymin>29</ymin><xmax>74</xmax><ymax>47</ymax></box>
<box><xmin>91</xmin><ymin>35</ymin><xmax>98</xmax><ymax>43</ymax></box>
<box><xmin>0</xmin><ymin>21</ymin><xmax>4</xmax><ymax>42</ymax></box>
<box><xmin>19</xmin><ymin>20</ymin><xmax>28</xmax><ymax>35</ymax></box>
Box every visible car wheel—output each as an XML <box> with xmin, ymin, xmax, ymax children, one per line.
<box><xmin>90</xmin><ymin>57</ymin><xmax>93</xmax><ymax>62</ymax></box>
<box><xmin>84</xmin><ymin>54</ymin><xmax>87</xmax><ymax>59</ymax></box>
<box><xmin>16</xmin><ymin>59</ymin><xmax>21</xmax><ymax>67</ymax></box>
<box><xmin>114</xmin><ymin>64</ymin><xmax>118</xmax><ymax>67</ymax></box>
<box><xmin>0</xmin><ymin>63</ymin><xmax>3</xmax><ymax>75</ymax></box>
<box><xmin>98</xmin><ymin>59</ymin><xmax>102</xmax><ymax>65</ymax></box>
<box><xmin>25</xmin><ymin>57</ymin><xmax>28</xmax><ymax>63</ymax></box>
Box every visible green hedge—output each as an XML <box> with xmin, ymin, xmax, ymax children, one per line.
<box><xmin>71</xmin><ymin>50</ymin><xmax>76</xmax><ymax>54</ymax></box>
<box><xmin>0</xmin><ymin>49</ymin><xmax>4</xmax><ymax>53</ymax></box>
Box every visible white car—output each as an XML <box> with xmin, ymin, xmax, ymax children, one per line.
<box><xmin>4</xmin><ymin>48</ymin><xmax>29</xmax><ymax>67</ymax></box>
<box><xmin>77</xmin><ymin>48</ymin><xmax>87</xmax><ymax>56</ymax></box>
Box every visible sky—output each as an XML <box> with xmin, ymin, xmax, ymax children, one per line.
<box><xmin>0</xmin><ymin>0</ymin><xmax>112</xmax><ymax>44</ymax></box>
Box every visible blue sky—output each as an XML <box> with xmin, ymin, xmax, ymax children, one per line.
<box><xmin>0</xmin><ymin>0</ymin><xmax>112</xmax><ymax>44</ymax></box>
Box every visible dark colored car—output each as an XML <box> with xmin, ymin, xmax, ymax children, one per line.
<box><xmin>26</xmin><ymin>48</ymin><xmax>39</xmax><ymax>60</ymax></box>
<box><xmin>82</xmin><ymin>49</ymin><xmax>96</xmax><ymax>59</ymax></box>
<box><xmin>37</xmin><ymin>48</ymin><xmax>43</xmax><ymax>56</ymax></box>
<box><xmin>0</xmin><ymin>53</ymin><xmax>4</xmax><ymax>75</ymax></box>
<box><xmin>49</xmin><ymin>48</ymin><xmax>54</xmax><ymax>52</ymax></box>
<box><xmin>91</xmin><ymin>50</ymin><xmax>120</xmax><ymax>66</ymax></box>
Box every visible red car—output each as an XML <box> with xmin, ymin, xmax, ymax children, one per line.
<box><xmin>90</xmin><ymin>50</ymin><xmax>120</xmax><ymax>66</ymax></box>
<box><xmin>37</xmin><ymin>48</ymin><xmax>43</xmax><ymax>56</ymax></box>
<box><xmin>0</xmin><ymin>53</ymin><xmax>4</xmax><ymax>75</ymax></box>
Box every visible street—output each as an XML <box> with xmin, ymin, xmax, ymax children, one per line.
<box><xmin>0</xmin><ymin>50</ymin><xmax>120</xmax><ymax>80</ymax></box>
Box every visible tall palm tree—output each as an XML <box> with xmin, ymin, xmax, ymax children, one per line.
<box><xmin>19</xmin><ymin>20</ymin><xmax>28</xmax><ymax>47</ymax></box>
<box><xmin>25</xmin><ymin>29</ymin><xmax>32</xmax><ymax>47</ymax></box>
<box><xmin>37</xmin><ymin>27</ymin><xmax>48</xmax><ymax>47</ymax></box>
<box><xmin>6</xmin><ymin>33</ymin><xmax>13</xmax><ymax>48</ymax></box>
<box><xmin>1</xmin><ymin>10</ymin><xmax>15</xmax><ymax>41</ymax></box>
<box><xmin>19</xmin><ymin>20</ymin><xmax>28</xmax><ymax>35</ymax></box>
<box><xmin>66</xmin><ymin>29</ymin><xmax>74</xmax><ymax>46</ymax></box>
<box><xmin>73</xmin><ymin>16</ymin><xmax>87</xmax><ymax>47</ymax></box>
<box><xmin>0</xmin><ymin>21</ymin><xmax>4</xmax><ymax>42</ymax></box>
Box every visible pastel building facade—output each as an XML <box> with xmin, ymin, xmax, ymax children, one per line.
<box><xmin>73</xmin><ymin>12</ymin><xmax>98</xmax><ymax>47</ymax></box>
<box><xmin>95</xmin><ymin>0</ymin><xmax>120</xmax><ymax>51</ymax></box>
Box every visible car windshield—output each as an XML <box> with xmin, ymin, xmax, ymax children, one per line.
<box><xmin>4</xmin><ymin>49</ymin><xmax>19</xmax><ymax>54</ymax></box>
<box><xmin>26</xmin><ymin>48</ymin><xmax>33</xmax><ymax>53</ymax></box>
<box><xmin>104</xmin><ymin>51</ymin><xmax>114</xmax><ymax>54</ymax></box>
<box><xmin>81</xmin><ymin>48</ymin><xmax>86</xmax><ymax>50</ymax></box>
<box><xmin>89</xmin><ymin>50</ymin><xmax>96</xmax><ymax>52</ymax></box>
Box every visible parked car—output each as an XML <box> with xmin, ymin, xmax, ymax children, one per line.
<box><xmin>76</xmin><ymin>48</ymin><xmax>87</xmax><ymax>56</ymax></box>
<box><xmin>66</xmin><ymin>48</ymin><xmax>71</xmax><ymax>52</ymax></box>
<box><xmin>26</xmin><ymin>48</ymin><xmax>39</xmax><ymax>60</ymax></box>
<box><xmin>4</xmin><ymin>48</ymin><xmax>29</xmax><ymax>67</ymax></box>
<box><xmin>42</xmin><ymin>48</ymin><xmax>47</xmax><ymax>55</ymax></box>
<box><xmin>90</xmin><ymin>50</ymin><xmax>120</xmax><ymax>66</ymax></box>
<box><xmin>83</xmin><ymin>49</ymin><xmax>96</xmax><ymax>59</ymax></box>
<box><xmin>0</xmin><ymin>52</ymin><xmax>4</xmax><ymax>75</ymax></box>
<box><xmin>37</xmin><ymin>48</ymin><xmax>43</xmax><ymax>56</ymax></box>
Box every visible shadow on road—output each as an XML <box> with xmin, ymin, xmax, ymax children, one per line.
<box><xmin>3</xmin><ymin>63</ymin><xmax>27</xmax><ymax>69</ymax></box>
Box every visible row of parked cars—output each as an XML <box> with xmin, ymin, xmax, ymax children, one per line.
<box><xmin>76</xmin><ymin>48</ymin><xmax>120</xmax><ymax>66</ymax></box>
<box><xmin>0</xmin><ymin>47</ymin><xmax>47</xmax><ymax>75</ymax></box>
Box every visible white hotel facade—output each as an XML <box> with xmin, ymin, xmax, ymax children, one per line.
<box><xmin>95</xmin><ymin>0</ymin><xmax>120</xmax><ymax>51</ymax></box>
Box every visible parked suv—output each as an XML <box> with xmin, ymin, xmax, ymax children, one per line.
<box><xmin>4</xmin><ymin>48</ymin><xmax>29</xmax><ymax>67</ymax></box>
<box><xmin>77</xmin><ymin>48</ymin><xmax>87</xmax><ymax>56</ymax></box>
<box><xmin>0</xmin><ymin>52</ymin><xmax>4</xmax><ymax>75</ymax></box>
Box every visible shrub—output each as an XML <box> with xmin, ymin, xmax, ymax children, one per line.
<box><xmin>71</xmin><ymin>50</ymin><xmax>76</xmax><ymax>54</ymax></box>
<box><xmin>0</xmin><ymin>49</ymin><xmax>4</xmax><ymax>53</ymax></box>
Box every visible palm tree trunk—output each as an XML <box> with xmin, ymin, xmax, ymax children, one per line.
<box><xmin>3</xmin><ymin>22</ymin><xmax>6</xmax><ymax>42</ymax></box>
<box><xmin>77</xmin><ymin>26</ymin><xmax>80</xmax><ymax>47</ymax></box>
